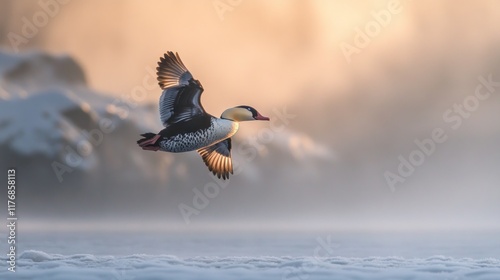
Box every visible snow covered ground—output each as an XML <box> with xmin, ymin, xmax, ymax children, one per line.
<box><xmin>1</xmin><ymin>230</ymin><xmax>499</xmax><ymax>280</ymax></box>
<box><xmin>2</xmin><ymin>251</ymin><xmax>500</xmax><ymax>280</ymax></box>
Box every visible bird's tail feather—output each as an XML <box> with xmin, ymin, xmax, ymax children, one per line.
<box><xmin>137</xmin><ymin>133</ymin><xmax>157</xmax><ymax>145</ymax></box>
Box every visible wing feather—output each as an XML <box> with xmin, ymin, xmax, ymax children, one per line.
<box><xmin>156</xmin><ymin>52</ymin><xmax>206</xmax><ymax>127</ymax></box>
<box><xmin>157</xmin><ymin>51</ymin><xmax>192</xmax><ymax>89</ymax></box>
<box><xmin>197</xmin><ymin>139</ymin><xmax>233</xmax><ymax>180</ymax></box>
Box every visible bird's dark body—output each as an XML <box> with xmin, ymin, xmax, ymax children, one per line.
<box><xmin>156</xmin><ymin>116</ymin><xmax>237</xmax><ymax>153</ymax></box>
<box><xmin>158</xmin><ymin>114</ymin><xmax>212</xmax><ymax>137</ymax></box>
<box><xmin>137</xmin><ymin>51</ymin><xmax>266</xmax><ymax>179</ymax></box>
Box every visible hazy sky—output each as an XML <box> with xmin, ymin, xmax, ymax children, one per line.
<box><xmin>3</xmin><ymin>1</ymin><xmax>497</xmax><ymax>108</ymax></box>
<box><xmin>1</xmin><ymin>0</ymin><xmax>500</xmax><ymax>231</ymax></box>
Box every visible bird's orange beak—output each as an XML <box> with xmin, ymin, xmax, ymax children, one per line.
<box><xmin>255</xmin><ymin>112</ymin><xmax>270</xmax><ymax>121</ymax></box>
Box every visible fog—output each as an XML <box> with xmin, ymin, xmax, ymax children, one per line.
<box><xmin>0</xmin><ymin>0</ymin><xmax>499</xmax><ymax>231</ymax></box>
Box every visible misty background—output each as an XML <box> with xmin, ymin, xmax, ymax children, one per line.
<box><xmin>0</xmin><ymin>0</ymin><xmax>499</xmax><ymax>231</ymax></box>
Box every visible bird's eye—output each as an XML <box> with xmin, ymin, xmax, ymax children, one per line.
<box><xmin>247</xmin><ymin>108</ymin><xmax>251</xmax><ymax>111</ymax></box>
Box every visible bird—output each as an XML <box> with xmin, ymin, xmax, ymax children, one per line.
<box><xmin>137</xmin><ymin>52</ymin><xmax>269</xmax><ymax>179</ymax></box>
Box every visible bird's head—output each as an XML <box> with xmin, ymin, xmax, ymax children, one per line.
<box><xmin>221</xmin><ymin>106</ymin><xmax>270</xmax><ymax>122</ymax></box>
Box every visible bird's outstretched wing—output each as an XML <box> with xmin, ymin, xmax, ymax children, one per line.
<box><xmin>197</xmin><ymin>139</ymin><xmax>233</xmax><ymax>180</ymax></box>
<box><xmin>157</xmin><ymin>52</ymin><xmax>206</xmax><ymax>127</ymax></box>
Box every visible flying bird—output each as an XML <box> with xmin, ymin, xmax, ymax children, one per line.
<box><xmin>137</xmin><ymin>52</ymin><xmax>269</xmax><ymax>179</ymax></box>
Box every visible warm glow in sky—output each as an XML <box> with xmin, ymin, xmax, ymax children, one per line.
<box><xmin>1</xmin><ymin>0</ymin><xmax>500</xmax><ymax>229</ymax></box>
<box><xmin>3</xmin><ymin>1</ymin><xmax>498</xmax><ymax>111</ymax></box>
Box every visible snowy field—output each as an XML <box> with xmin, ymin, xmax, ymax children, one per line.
<box><xmin>1</xmin><ymin>230</ymin><xmax>499</xmax><ymax>279</ymax></box>
<box><xmin>3</xmin><ymin>251</ymin><xmax>500</xmax><ymax>280</ymax></box>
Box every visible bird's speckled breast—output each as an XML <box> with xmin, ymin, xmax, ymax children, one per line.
<box><xmin>159</xmin><ymin>118</ymin><xmax>238</xmax><ymax>153</ymax></box>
